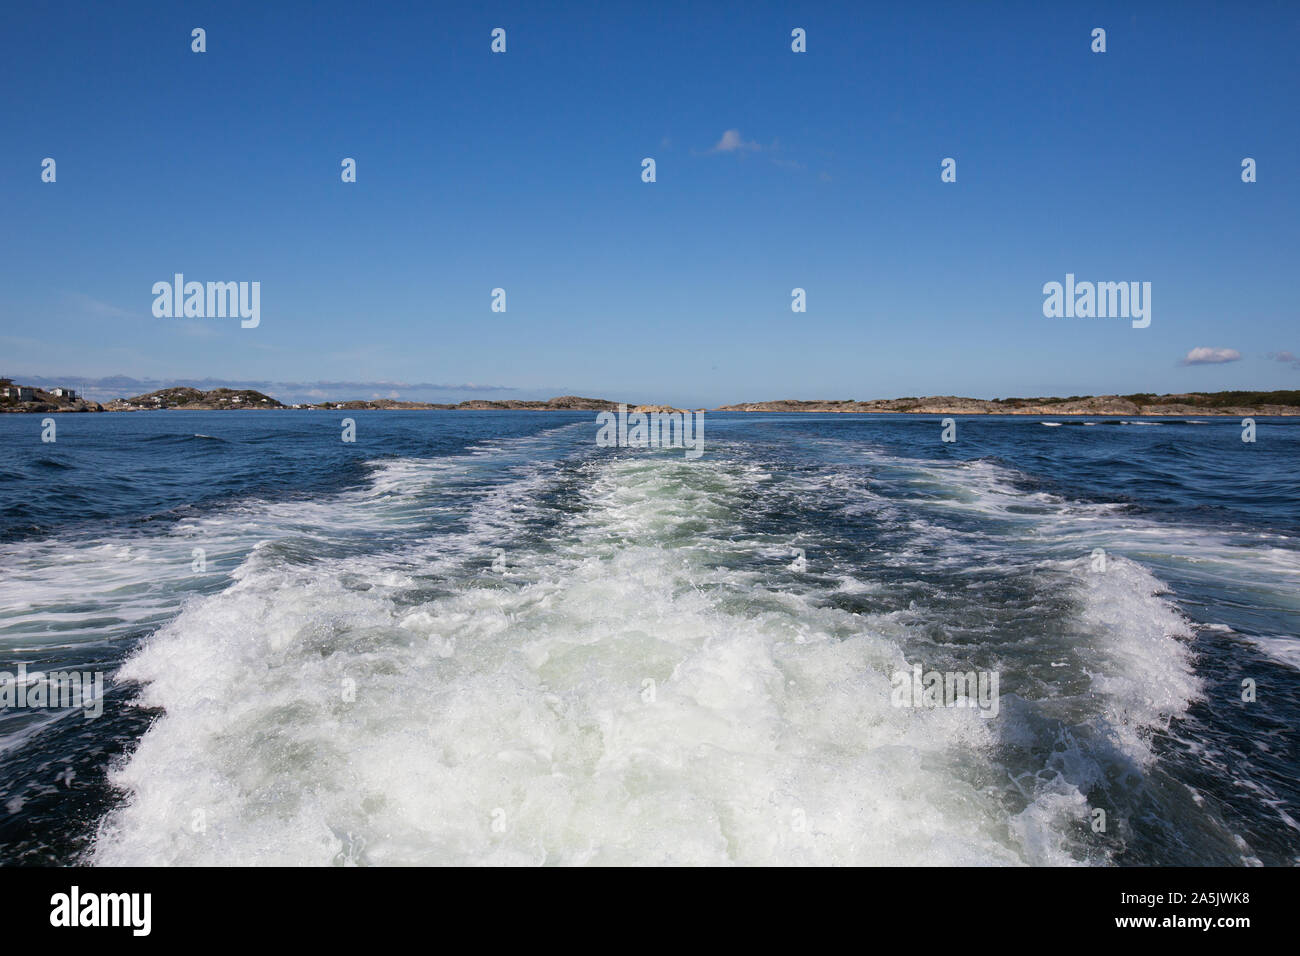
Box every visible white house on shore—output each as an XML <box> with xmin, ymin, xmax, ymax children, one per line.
<box><xmin>1</xmin><ymin>385</ymin><xmax>36</xmax><ymax>401</ymax></box>
<box><xmin>51</xmin><ymin>387</ymin><xmax>77</xmax><ymax>399</ymax></box>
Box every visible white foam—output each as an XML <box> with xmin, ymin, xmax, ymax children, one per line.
<box><xmin>82</xmin><ymin>436</ymin><xmax>1235</xmax><ymax>866</ymax></box>
<box><xmin>1068</xmin><ymin>556</ymin><xmax>1200</xmax><ymax>763</ymax></box>
<box><xmin>0</xmin><ymin>422</ymin><xmax>1267</xmax><ymax>865</ymax></box>
<box><xmin>92</xmin><ymin>451</ymin><xmax>1073</xmax><ymax>866</ymax></box>
<box><xmin>1246</xmin><ymin>635</ymin><xmax>1300</xmax><ymax>670</ymax></box>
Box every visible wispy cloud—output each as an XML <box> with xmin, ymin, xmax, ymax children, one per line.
<box><xmin>708</xmin><ymin>129</ymin><xmax>760</xmax><ymax>153</ymax></box>
<box><xmin>1180</xmin><ymin>347</ymin><xmax>1241</xmax><ymax>366</ymax></box>
<box><xmin>176</xmin><ymin>320</ymin><xmax>220</xmax><ymax>338</ymax></box>
<box><xmin>62</xmin><ymin>292</ymin><xmax>137</xmax><ymax>320</ymax></box>
<box><xmin>1268</xmin><ymin>350</ymin><xmax>1300</xmax><ymax>369</ymax></box>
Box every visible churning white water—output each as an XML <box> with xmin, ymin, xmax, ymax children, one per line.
<box><xmin>86</xmin><ymin>436</ymin><xmax>1207</xmax><ymax>865</ymax></box>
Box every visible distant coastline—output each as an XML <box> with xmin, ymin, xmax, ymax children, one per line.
<box><xmin>0</xmin><ymin>384</ymin><xmax>625</xmax><ymax>414</ymax></box>
<box><xmin>714</xmin><ymin>392</ymin><xmax>1300</xmax><ymax>416</ymax></box>
<box><xmin>3</xmin><ymin>381</ymin><xmax>1299</xmax><ymax>416</ymax></box>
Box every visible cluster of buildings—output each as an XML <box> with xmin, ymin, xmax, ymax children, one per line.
<box><xmin>0</xmin><ymin>379</ymin><xmax>77</xmax><ymax>402</ymax></box>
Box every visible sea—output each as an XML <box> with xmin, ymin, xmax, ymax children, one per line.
<box><xmin>0</xmin><ymin>410</ymin><xmax>1296</xmax><ymax>865</ymax></box>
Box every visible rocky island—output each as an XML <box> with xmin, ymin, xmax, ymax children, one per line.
<box><xmin>96</xmin><ymin>388</ymin><xmax>623</xmax><ymax>412</ymax></box>
<box><xmin>716</xmin><ymin>391</ymin><xmax>1300</xmax><ymax>416</ymax></box>
<box><xmin>101</xmin><ymin>387</ymin><xmax>287</xmax><ymax>411</ymax></box>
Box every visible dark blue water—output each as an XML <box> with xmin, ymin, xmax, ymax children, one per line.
<box><xmin>1</xmin><ymin>411</ymin><xmax>1297</xmax><ymax>865</ymax></box>
<box><xmin>0</xmin><ymin>411</ymin><xmax>568</xmax><ymax>542</ymax></box>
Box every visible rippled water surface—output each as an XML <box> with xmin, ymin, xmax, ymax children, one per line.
<box><xmin>1</xmin><ymin>411</ymin><xmax>1296</xmax><ymax>865</ymax></box>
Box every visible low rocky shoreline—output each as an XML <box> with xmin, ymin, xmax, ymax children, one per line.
<box><xmin>96</xmin><ymin>389</ymin><xmax>623</xmax><ymax>413</ymax></box>
<box><xmin>4</xmin><ymin>383</ymin><xmax>1299</xmax><ymax>416</ymax></box>
<box><xmin>715</xmin><ymin>393</ymin><xmax>1300</xmax><ymax>416</ymax></box>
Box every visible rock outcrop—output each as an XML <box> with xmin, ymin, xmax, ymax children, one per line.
<box><xmin>103</xmin><ymin>387</ymin><xmax>285</xmax><ymax>410</ymax></box>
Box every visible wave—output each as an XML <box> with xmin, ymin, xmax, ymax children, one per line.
<box><xmin>85</xmin><ymin>439</ymin><xmax>1232</xmax><ymax>866</ymax></box>
<box><xmin>1245</xmin><ymin>635</ymin><xmax>1300</xmax><ymax>670</ymax></box>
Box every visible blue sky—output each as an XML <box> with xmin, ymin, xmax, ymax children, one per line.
<box><xmin>2</xmin><ymin>0</ymin><xmax>1297</xmax><ymax>406</ymax></box>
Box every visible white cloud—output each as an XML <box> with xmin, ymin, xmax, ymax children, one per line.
<box><xmin>1180</xmin><ymin>347</ymin><xmax>1241</xmax><ymax>366</ymax></box>
<box><xmin>710</xmin><ymin>129</ymin><xmax>760</xmax><ymax>153</ymax></box>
